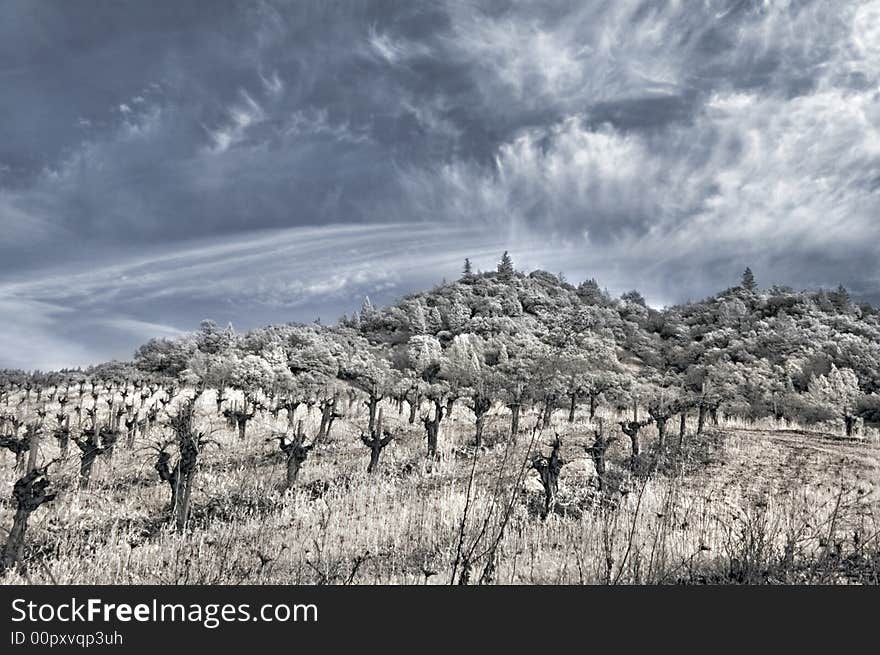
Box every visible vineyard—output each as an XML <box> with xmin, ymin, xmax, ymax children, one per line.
<box><xmin>1</xmin><ymin>262</ymin><xmax>879</xmax><ymax>584</ymax></box>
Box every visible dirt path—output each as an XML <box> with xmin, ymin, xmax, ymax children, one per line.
<box><xmin>703</xmin><ymin>428</ymin><xmax>880</xmax><ymax>505</ymax></box>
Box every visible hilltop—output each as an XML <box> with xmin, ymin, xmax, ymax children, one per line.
<box><xmin>108</xmin><ymin>258</ymin><xmax>880</xmax><ymax>437</ymax></box>
<box><xmin>1</xmin><ymin>256</ymin><xmax>880</xmax><ymax>584</ymax></box>
<box><xmin>5</xmin><ymin>259</ymin><xmax>879</xmax><ymax>437</ymax></box>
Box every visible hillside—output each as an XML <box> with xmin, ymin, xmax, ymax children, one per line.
<box><xmin>1</xmin><ymin>260</ymin><xmax>879</xmax><ymax>584</ymax></box>
<box><xmin>117</xmin><ymin>262</ymin><xmax>880</xmax><ymax>436</ymax></box>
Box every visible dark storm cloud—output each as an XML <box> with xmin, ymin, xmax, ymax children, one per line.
<box><xmin>1</xmin><ymin>0</ymin><xmax>879</xmax><ymax>368</ymax></box>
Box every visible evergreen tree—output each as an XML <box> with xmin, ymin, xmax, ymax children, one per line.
<box><xmin>497</xmin><ymin>251</ymin><xmax>514</xmax><ymax>279</ymax></box>
<box><xmin>741</xmin><ymin>267</ymin><xmax>757</xmax><ymax>291</ymax></box>
<box><xmin>621</xmin><ymin>290</ymin><xmax>646</xmax><ymax>307</ymax></box>
<box><xmin>462</xmin><ymin>258</ymin><xmax>473</xmax><ymax>280</ymax></box>
<box><xmin>830</xmin><ymin>284</ymin><xmax>851</xmax><ymax>312</ymax></box>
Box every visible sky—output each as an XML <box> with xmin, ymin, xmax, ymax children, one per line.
<box><xmin>1</xmin><ymin>0</ymin><xmax>879</xmax><ymax>370</ymax></box>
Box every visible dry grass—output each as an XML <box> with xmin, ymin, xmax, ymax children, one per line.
<box><xmin>1</xmin><ymin>391</ymin><xmax>879</xmax><ymax>585</ymax></box>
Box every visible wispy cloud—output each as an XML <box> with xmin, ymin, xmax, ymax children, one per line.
<box><xmin>206</xmin><ymin>90</ymin><xmax>266</xmax><ymax>154</ymax></box>
<box><xmin>367</xmin><ymin>26</ymin><xmax>431</xmax><ymax>65</ymax></box>
<box><xmin>0</xmin><ymin>223</ymin><xmax>510</xmax><ymax>368</ymax></box>
<box><xmin>1</xmin><ymin>1</ymin><xmax>878</xmax><ymax>366</ymax></box>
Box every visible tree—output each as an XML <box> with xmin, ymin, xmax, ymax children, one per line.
<box><xmin>583</xmin><ymin>371</ymin><xmax>623</xmax><ymax>420</ymax></box>
<box><xmin>496</xmin><ymin>334</ymin><xmax>544</xmax><ymax>440</ymax></box>
<box><xmin>684</xmin><ymin>364</ymin><xmax>742</xmax><ymax>434</ymax></box>
<box><xmin>196</xmin><ymin>320</ymin><xmax>237</xmax><ymax>355</ymax></box>
<box><xmin>274</xmin><ymin>372</ymin><xmax>308</xmax><ymax>430</ymax></box>
<box><xmin>644</xmin><ymin>379</ymin><xmax>685</xmax><ymax>448</ymax></box>
<box><xmin>338</xmin><ymin>341</ymin><xmax>396</xmax><ymax>433</ymax></box>
<box><xmin>830</xmin><ymin>284</ymin><xmax>851</xmax><ymax>313</ymax></box>
<box><xmin>462</xmin><ymin>258</ymin><xmax>474</xmax><ymax>280</ymax></box>
<box><xmin>223</xmin><ymin>354</ymin><xmax>274</xmax><ymax>440</ymax></box>
<box><xmin>406</xmin><ymin>335</ymin><xmax>450</xmax><ymax>458</ymax></box>
<box><xmin>180</xmin><ymin>351</ymin><xmax>234</xmax><ymax>401</ymax></box>
<box><xmin>134</xmin><ymin>336</ymin><xmax>197</xmax><ymax>377</ymax></box>
<box><xmin>443</xmin><ymin>334</ymin><xmax>497</xmax><ymax>447</ymax></box>
<box><xmin>360</xmin><ymin>296</ymin><xmax>376</xmax><ymax>323</ymax></box>
<box><xmin>404</xmin><ymin>301</ymin><xmax>428</xmax><ymax>335</ymax></box>
<box><xmin>497</xmin><ymin>251</ymin><xmax>514</xmax><ymax>279</ymax></box>
<box><xmin>555</xmin><ymin>333</ymin><xmax>620</xmax><ymax>423</ymax></box>
<box><xmin>806</xmin><ymin>364</ymin><xmax>863</xmax><ymax>436</ymax></box>
<box><xmin>741</xmin><ymin>267</ymin><xmax>757</xmax><ymax>292</ymax></box>
<box><xmin>621</xmin><ymin>290</ymin><xmax>647</xmax><ymax>307</ymax></box>
<box><xmin>576</xmin><ymin>278</ymin><xmax>607</xmax><ymax>305</ymax></box>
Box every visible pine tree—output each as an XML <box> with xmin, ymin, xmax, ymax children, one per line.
<box><xmin>497</xmin><ymin>251</ymin><xmax>514</xmax><ymax>279</ymax></box>
<box><xmin>831</xmin><ymin>284</ymin><xmax>851</xmax><ymax>312</ymax></box>
<box><xmin>462</xmin><ymin>258</ymin><xmax>473</xmax><ymax>280</ymax></box>
<box><xmin>741</xmin><ymin>267</ymin><xmax>757</xmax><ymax>291</ymax></box>
<box><xmin>359</xmin><ymin>296</ymin><xmax>375</xmax><ymax>323</ymax></box>
<box><xmin>621</xmin><ymin>290</ymin><xmax>646</xmax><ymax>307</ymax></box>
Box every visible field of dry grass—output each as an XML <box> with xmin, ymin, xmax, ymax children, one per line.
<box><xmin>2</xmin><ymin>390</ymin><xmax>879</xmax><ymax>585</ymax></box>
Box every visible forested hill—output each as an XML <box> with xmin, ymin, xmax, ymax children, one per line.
<box><xmin>5</xmin><ymin>258</ymin><xmax>880</xmax><ymax>433</ymax></box>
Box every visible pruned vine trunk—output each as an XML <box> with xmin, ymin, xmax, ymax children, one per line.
<box><xmin>421</xmin><ymin>399</ymin><xmax>444</xmax><ymax>459</ymax></box>
<box><xmin>156</xmin><ymin>399</ymin><xmax>205</xmax><ymax>532</ymax></box>
<box><xmin>697</xmin><ymin>404</ymin><xmax>707</xmax><ymax>435</ymax></box>
<box><xmin>408</xmin><ymin>394</ymin><xmax>419</xmax><ymax>424</ymax></box>
<box><xmin>620</xmin><ymin>420</ymin><xmax>650</xmax><ymax>470</ymax></box>
<box><xmin>365</xmin><ymin>395</ymin><xmax>381</xmax><ymax>433</ymax></box>
<box><xmin>75</xmin><ymin>428</ymin><xmax>105</xmax><ymax>490</ymax></box>
<box><xmin>0</xmin><ymin>465</ymin><xmax>56</xmax><ymax>574</ymax></box>
<box><xmin>509</xmin><ymin>403</ymin><xmax>521</xmax><ymax>441</ymax></box>
<box><xmin>655</xmin><ymin>416</ymin><xmax>668</xmax><ymax>448</ymax></box>
<box><xmin>275</xmin><ymin>420</ymin><xmax>313</xmax><ymax>490</ymax></box>
<box><xmin>585</xmin><ymin>421</ymin><xmax>615</xmax><ymax>492</ymax></box>
<box><xmin>531</xmin><ymin>437</ymin><xmax>565</xmax><ymax>519</ymax></box>
<box><xmin>542</xmin><ymin>395</ymin><xmax>555</xmax><ymax>428</ymax></box>
<box><xmin>25</xmin><ymin>425</ymin><xmax>40</xmax><ymax>473</ymax></box>
<box><xmin>472</xmin><ymin>395</ymin><xmax>491</xmax><ymax>447</ymax></box>
<box><xmin>317</xmin><ymin>396</ymin><xmax>339</xmax><ymax>441</ymax></box>
<box><xmin>361</xmin><ymin>409</ymin><xmax>394</xmax><ymax>473</ymax></box>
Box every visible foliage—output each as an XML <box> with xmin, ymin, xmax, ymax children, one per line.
<box><xmin>37</xmin><ymin>262</ymin><xmax>880</xmax><ymax>432</ymax></box>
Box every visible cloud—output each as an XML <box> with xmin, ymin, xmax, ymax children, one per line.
<box><xmin>1</xmin><ymin>1</ymin><xmax>878</xmax><ymax>366</ymax></box>
<box><xmin>367</xmin><ymin>25</ymin><xmax>432</xmax><ymax>66</ymax></box>
<box><xmin>0</xmin><ymin>223</ymin><xmax>513</xmax><ymax>368</ymax></box>
<box><xmin>259</xmin><ymin>70</ymin><xmax>284</xmax><ymax>97</ymax></box>
<box><xmin>206</xmin><ymin>90</ymin><xmax>266</xmax><ymax>154</ymax></box>
<box><xmin>397</xmin><ymin>0</ymin><xmax>880</xmax><ymax>302</ymax></box>
<box><xmin>0</xmin><ymin>297</ymin><xmax>94</xmax><ymax>371</ymax></box>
